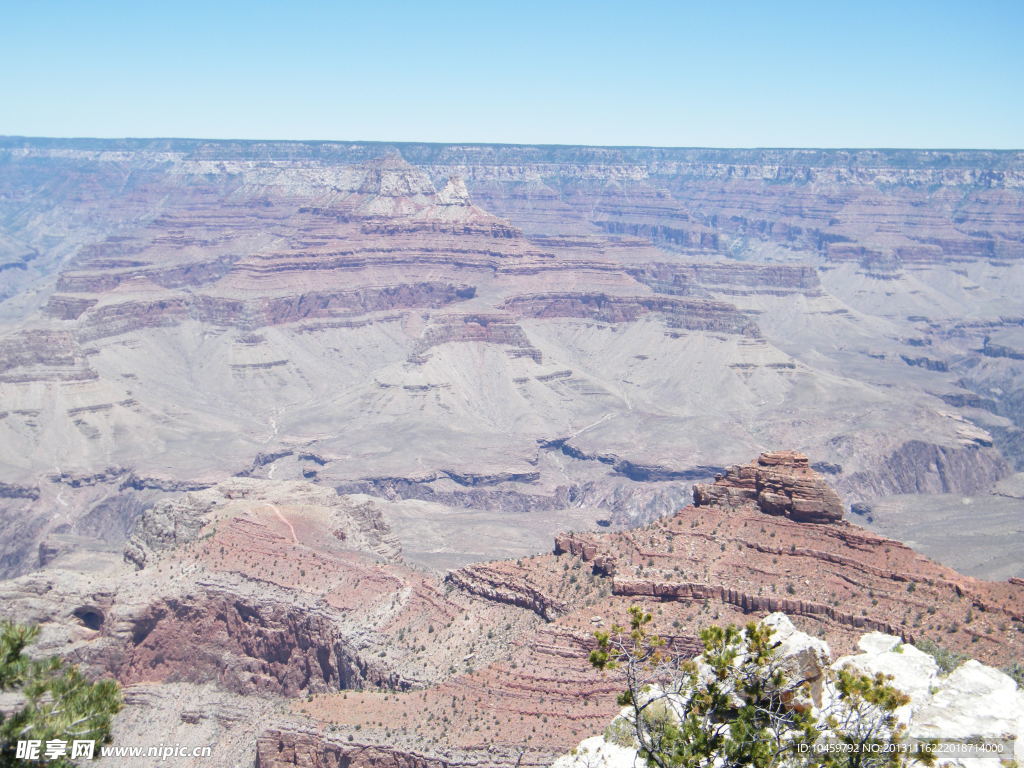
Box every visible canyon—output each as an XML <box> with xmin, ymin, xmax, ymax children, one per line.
<box><xmin>1</xmin><ymin>454</ymin><xmax>1021</xmax><ymax>767</ymax></box>
<box><xmin>1</xmin><ymin>138</ymin><xmax>1024</xmax><ymax>765</ymax></box>
<box><xmin>1</xmin><ymin>139</ymin><xmax>1023</xmax><ymax>580</ymax></box>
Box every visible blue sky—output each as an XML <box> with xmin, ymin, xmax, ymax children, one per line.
<box><xmin>1</xmin><ymin>0</ymin><xmax>1021</xmax><ymax>148</ymax></box>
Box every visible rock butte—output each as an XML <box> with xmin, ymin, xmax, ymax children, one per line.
<box><xmin>694</xmin><ymin>450</ymin><xmax>846</xmax><ymax>524</ymax></box>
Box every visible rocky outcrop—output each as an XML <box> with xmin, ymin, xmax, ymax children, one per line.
<box><xmin>693</xmin><ymin>450</ymin><xmax>845</xmax><ymax>523</ymax></box>
<box><xmin>123</xmin><ymin>491</ymin><xmax>217</xmax><ymax>569</ymax></box>
<box><xmin>224</xmin><ymin>283</ymin><xmax>477</xmax><ymax>329</ymax></box>
<box><xmin>610</xmin><ymin>579</ymin><xmax>908</xmax><ymax>638</ymax></box>
<box><xmin>900</xmin><ymin>354</ymin><xmax>948</xmax><ymax>372</ymax></box>
<box><xmin>982</xmin><ymin>337</ymin><xmax>1024</xmax><ymax>360</ymax></box>
<box><xmin>366</xmin><ymin>177</ymin><xmax>521</xmax><ymax>238</ymax></box>
<box><xmin>350</xmin><ymin>152</ymin><xmax>437</xmax><ymax>218</ymax></box>
<box><xmin>554</xmin><ymin>533</ymin><xmax>617</xmax><ymax>576</ymax></box>
<box><xmin>329</xmin><ymin>497</ymin><xmax>403</xmax><ymax>563</ymax></box>
<box><xmin>125</xmin><ymin>480</ymin><xmax>402</xmax><ymax>569</ymax></box>
<box><xmin>843</xmin><ymin>439</ymin><xmax>1007</xmax><ymax>498</ymax></box>
<box><xmin>112</xmin><ymin>591</ymin><xmax>405</xmax><ymax>696</ymax></box>
<box><xmin>0</xmin><ymin>481</ymin><xmax>40</xmax><ymax>500</ymax></box>
<box><xmin>550</xmin><ymin>455</ymin><xmax>1024</xmax><ymax>667</ymax></box>
<box><xmin>0</xmin><ymin>330</ymin><xmax>97</xmax><ymax>382</ymax></box>
<box><xmin>543</xmin><ymin>438</ymin><xmax>723</xmax><ymax>482</ymax></box>
<box><xmin>42</xmin><ymin>295</ymin><xmax>99</xmax><ymax>320</ymax></box>
<box><xmin>55</xmin><ymin>255</ymin><xmax>237</xmax><ymax>294</ymax></box>
<box><xmin>69</xmin><ymin>282</ymin><xmax>478</xmax><ymax>339</ymax></box>
<box><xmin>445</xmin><ymin>564</ymin><xmax>567</xmax><ymax>621</ymax></box>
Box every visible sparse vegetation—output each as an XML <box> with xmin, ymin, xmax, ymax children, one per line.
<box><xmin>905</xmin><ymin>637</ymin><xmax>968</xmax><ymax>674</ymax></box>
<box><xmin>591</xmin><ymin>607</ymin><xmax>933</xmax><ymax>768</ymax></box>
<box><xmin>1003</xmin><ymin>661</ymin><xmax>1024</xmax><ymax>687</ymax></box>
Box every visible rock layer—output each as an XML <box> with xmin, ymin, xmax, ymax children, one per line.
<box><xmin>693</xmin><ymin>450</ymin><xmax>845</xmax><ymax>523</ymax></box>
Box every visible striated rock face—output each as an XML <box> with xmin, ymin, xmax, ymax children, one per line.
<box><xmin>411</xmin><ymin>313</ymin><xmax>542</xmax><ymax>362</ymax></box>
<box><xmin>548</xmin><ymin>456</ymin><xmax>1024</xmax><ymax>668</ymax></box>
<box><xmin>610</xmin><ymin>579</ymin><xmax>907</xmax><ymax>637</ymax></box>
<box><xmin>112</xmin><ymin>590</ymin><xmax>409</xmax><ymax>696</ymax></box>
<box><xmin>843</xmin><ymin>439</ymin><xmax>1008</xmax><ymax>498</ymax></box>
<box><xmin>396</xmin><ymin>176</ymin><xmax>521</xmax><ymax>237</ymax></box>
<box><xmin>444</xmin><ymin>563</ymin><xmax>568</xmax><ymax>621</ymax></box>
<box><xmin>0</xmin><ymin>330</ymin><xmax>97</xmax><ymax>382</ymax></box>
<box><xmin>626</xmin><ymin>262</ymin><xmax>824</xmax><ymax>298</ymax></box>
<box><xmin>502</xmin><ymin>293</ymin><xmax>760</xmax><ymax>336</ymax></box>
<box><xmin>693</xmin><ymin>450</ymin><xmax>845</xmax><ymax>523</ymax></box>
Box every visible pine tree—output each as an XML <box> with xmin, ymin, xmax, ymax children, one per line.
<box><xmin>591</xmin><ymin>607</ymin><xmax>934</xmax><ymax>768</ymax></box>
<box><xmin>0</xmin><ymin>622</ymin><xmax>122</xmax><ymax>767</ymax></box>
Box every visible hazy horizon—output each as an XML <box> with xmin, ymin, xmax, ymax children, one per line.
<box><xmin>4</xmin><ymin>134</ymin><xmax>1023</xmax><ymax>152</ymax></box>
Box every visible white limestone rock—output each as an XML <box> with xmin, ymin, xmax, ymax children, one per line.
<box><xmin>857</xmin><ymin>630</ymin><xmax>902</xmax><ymax>655</ymax></box>
<box><xmin>762</xmin><ymin>612</ymin><xmax>830</xmax><ymax>679</ymax></box>
<box><xmin>911</xmin><ymin>660</ymin><xmax>1024</xmax><ymax>767</ymax></box>
<box><xmin>831</xmin><ymin>632</ymin><xmax>938</xmax><ymax>715</ymax></box>
<box><xmin>550</xmin><ymin>734</ymin><xmax>638</xmax><ymax>768</ymax></box>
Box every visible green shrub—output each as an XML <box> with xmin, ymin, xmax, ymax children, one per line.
<box><xmin>914</xmin><ymin>637</ymin><xmax>969</xmax><ymax>674</ymax></box>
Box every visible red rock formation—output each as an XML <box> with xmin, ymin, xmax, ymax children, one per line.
<box><xmin>6</xmin><ymin>457</ymin><xmax>1024</xmax><ymax>768</ymax></box>
<box><xmin>694</xmin><ymin>450</ymin><xmax>845</xmax><ymax>523</ymax></box>
<box><xmin>546</xmin><ymin>488</ymin><xmax>1023</xmax><ymax>665</ymax></box>
<box><xmin>257</xmin><ymin>732</ymin><xmax>453</xmax><ymax>768</ymax></box>
<box><xmin>444</xmin><ymin>563</ymin><xmax>568</xmax><ymax>620</ymax></box>
<box><xmin>266</xmin><ymin>453</ymin><xmax>1023</xmax><ymax>767</ymax></box>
